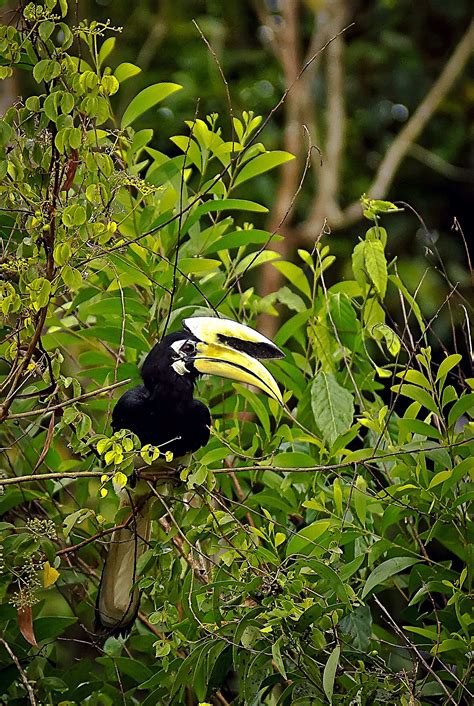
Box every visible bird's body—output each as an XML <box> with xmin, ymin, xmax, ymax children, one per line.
<box><xmin>112</xmin><ymin>385</ymin><xmax>211</xmax><ymax>456</ymax></box>
<box><xmin>95</xmin><ymin>317</ymin><xmax>284</xmax><ymax>636</ymax></box>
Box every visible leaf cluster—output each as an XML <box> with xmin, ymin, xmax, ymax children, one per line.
<box><xmin>0</xmin><ymin>3</ymin><xmax>472</xmax><ymax>705</ymax></box>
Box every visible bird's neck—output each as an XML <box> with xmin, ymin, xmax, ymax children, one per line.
<box><xmin>148</xmin><ymin>371</ymin><xmax>195</xmax><ymax>407</ymax></box>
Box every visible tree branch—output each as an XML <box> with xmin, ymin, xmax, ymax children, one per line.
<box><xmin>338</xmin><ymin>20</ymin><xmax>474</xmax><ymax>228</ymax></box>
<box><xmin>306</xmin><ymin>0</ymin><xmax>348</xmax><ymax>228</ymax></box>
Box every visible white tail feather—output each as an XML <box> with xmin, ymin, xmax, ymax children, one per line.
<box><xmin>96</xmin><ymin>493</ymin><xmax>151</xmax><ymax>633</ymax></box>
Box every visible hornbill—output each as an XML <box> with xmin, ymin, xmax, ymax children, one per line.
<box><xmin>95</xmin><ymin>316</ymin><xmax>284</xmax><ymax>635</ymax></box>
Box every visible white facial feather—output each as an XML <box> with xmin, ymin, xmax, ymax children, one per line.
<box><xmin>172</xmin><ymin>359</ymin><xmax>189</xmax><ymax>376</ymax></box>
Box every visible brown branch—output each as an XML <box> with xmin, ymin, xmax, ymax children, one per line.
<box><xmin>0</xmin><ymin>470</ymin><xmax>107</xmax><ymax>487</ymax></box>
<box><xmin>56</xmin><ymin>518</ymin><xmax>132</xmax><ymax>556</ymax></box>
<box><xmin>337</xmin><ymin>20</ymin><xmax>474</xmax><ymax>229</ymax></box>
<box><xmin>0</xmin><ymin>439</ymin><xmax>467</xmax><ymax>488</ymax></box>
<box><xmin>3</xmin><ymin>378</ymin><xmax>130</xmax><ymax>420</ymax></box>
<box><xmin>306</xmin><ymin>0</ymin><xmax>348</xmax><ymax>229</ymax></box>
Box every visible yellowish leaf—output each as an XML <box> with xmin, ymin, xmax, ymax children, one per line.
<box><xmin>114</xmin><ymin>471</ymin><xmax>127</xmax><ymax>489</ymax></box>
<box><xmin>43</xmin><ymin>561</ymin><xmax>60</xmax><ymax>588</ymax></box>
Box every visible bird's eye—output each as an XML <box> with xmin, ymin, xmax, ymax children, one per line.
<box><xmin>181</xmin><ymin>341</ymin><xmax>195</xmax><ymax>355</ymax></box>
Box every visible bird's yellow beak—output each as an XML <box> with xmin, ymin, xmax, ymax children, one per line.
<box><xmin>183</xmin><ymin>317</ymin><xmax>284</xmax><ymax>405</ymax></box>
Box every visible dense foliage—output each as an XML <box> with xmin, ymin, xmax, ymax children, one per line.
<box><xmin>0</xmin><ymin>3</ymin><xmax>472</xmax><ymax>705</ymax></box>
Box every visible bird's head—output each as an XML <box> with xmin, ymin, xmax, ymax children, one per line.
<box><xmin>141</xmin><ymin>317</ymin><xmax>284</xmax><ymax>404</ymax></box>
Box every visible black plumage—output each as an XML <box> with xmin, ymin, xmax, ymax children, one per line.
<box><xmin>95</xmin><ymin>319</ymin><xmax>283</xmax><ymax>636</ymax></box>
<box><xmin>96</xmin><ymin>331</ymin><xmax>211</xmax><ymax>636</ymax></box>
<box><xmin>112</xmin><ymin>331</ymin><xmax>211</xmax><ymax>456</ymax></box>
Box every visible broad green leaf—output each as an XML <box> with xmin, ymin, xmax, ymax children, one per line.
<box><xmin>364</xmin><ymin>240</ymin><xmax>387</xmax><ymax>296</ymax></box>
<box><xmin>391</xmin><ymin>383</ymin><xmax>439</xmax><ymax>415</ymax></box>
<box><xmin>276</xmin><ymin>286</ymin><xmax>306</xmax><ymax>312</ymax></box>
<box><xmin>272</xmin><ymin>261</ymin><xmax>311</xmax><ymax>299</ymax></box>
<box><xmin>178</xmin><ymin>258</ymin><xmax>221</xmax><ymax>274</ymax></box>
<box><xmin>98</xmin><ymin>37</ymin><xmax>115</xmax><ymax>66</ymax></box>
<box><xmin>362</xmin><ymin>557</ymin><xmax>421</xmax><ymax>598</ymax></box>
<box><xmin>204</xmin><ymin>228</ymin><xmax>282</xmax><ymax>254</ymax></box>
<box><xmin>447</xmin><ymin>393</ymin><xmax>474</xmax><ymax>427</ymax></box>
<box><xmin>274</xmin><ymin>310</ymin><xmax>311</xmax><ymax>347</ymax></box>
<box><xmin>121</xmin><ymin>83</ymin><xmax>182</xmax><ymax>128</ymax></box>
<box><xmin>33</xmin><ymin>59</ymin><xmax>61</xmax><ymax>83</ymax></box>
<box><xmin>354</xmin><ymin>475</ymin><xmax>367</xmax><ymax>526</ymax></box>
<box><xmin>328</xmin><ymin>292</ymin><xmax>359</xmax><ymax>348</ymax></box>
<box><xmin>170</xmin><ymin>135</ymin><xmax>202</xmax><ymax>170</ymax></box>
<box><xmin>311</xmin><ymin>372</ymin><xmax>354</xmax><ymax>445</ymax></box>
<box><xmin>234</xmin><ymin>150</ymin><xmax>294</xmax><ymax>187</ymax></box>
<box><xmin>340</xmin><ymin>605</ymin><xmax>372</xmax><ymax>651</ymax></box>
<box><xmin>272</xmin><ymin>636</ymin><xmax>287</xmax><ymax>679</ymax></box>
<box><xmin>270</xmin><ymin>451</ymin><xmax>315</xmax><ymax>469</ymax></box>
<box><xmin>323</xmin><ymin>645</ymin><xmax>340</xmax><ymax>704</ymax></box>
<box><xmin>429</xmin><ymin>470</ymin><xmax>452</xmax><ymax>488</ymax></box>
<box><xmin>300</xmin><ymin>559</ymin><xmax>350</xmax><ymax>602</ymax></box>
<box><xmin>38</xmin><ymin>20</ymin><xmax>55</xmax><ymax>41</ymax></box>
<box><xmin>114</xmin><ymin>62</ymin><xmax>141</xmax><ymax>83</ymax></box>
<box><xmin>352</xmin><ymin>240</ymin><xmax>367</xmax><ymax>290</ymax></box>
<box><xmin>82</xmin><ymin>325</ymin><xmax>148</xmax><ymax>350</ymax></box>
<box><xmin>63</xmin><ymin>508</ymin><xmax>94</xmax><ymax>538</ymax></box>
<box><xmin>436</xmin><ymin>354</ymin><xmax>462</xmax><ymax>383</ymax></box>
<box><xmin>397</xmin><ymin>369</ymin><xmax>431</xmax><ymax>389</ymax></box>
<box><xmin>183</xmin><ymin>198</ymin><xmax>268</xmax><ymax>234</ymax></box>
<box><xmin>233</xmin><ymin>250</ymin><xmax>279</xmax><ymax>276</ymax></box>
<box><xmin>286</xmin><ymin>519</ymin><xmax>331</xmax><ymax>557</ymax></box>
<box><xmin>34</xmin><ymin>616</ymin><xmax>78</xmax><ymax>642</ymax></box>
<box><xmin>397</xmin><ymin>418</ymin><xmax>442</xmax><ymax>440</ymax></box>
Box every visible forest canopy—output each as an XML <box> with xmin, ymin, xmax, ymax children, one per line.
<box><xmin>0</xmin><ymin>1</ymin><xmax>472</xmax><ymax>705</ymax></box>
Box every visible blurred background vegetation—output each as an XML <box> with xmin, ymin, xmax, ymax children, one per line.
<box><xmin>3</xmin><ymin>0</ymin><xmax>471</xmax><ymax>349</ymax></box>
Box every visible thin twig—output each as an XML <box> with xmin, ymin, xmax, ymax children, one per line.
<box><xmin>0</xmin><ymin>638</ymin><xmax>37</xmax><ymax>706</ymax></box>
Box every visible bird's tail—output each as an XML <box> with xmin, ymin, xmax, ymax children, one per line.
<box><xmin>95</xmin><ymin>489</ymin><xmax>151</xmax><ymax>636</ymax></box>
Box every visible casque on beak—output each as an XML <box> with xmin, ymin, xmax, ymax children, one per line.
<box><xmin>183</xmin><ymin>317</ymin><xmax>285</xmax><ymax>405</ymax></box>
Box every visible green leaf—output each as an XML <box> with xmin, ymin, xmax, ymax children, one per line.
<box><xmin>234</xmin><ymin>150</ymin><xmax>294</xmax><ymax>187</ymax></box>
<box><xmin>364</xmin><ymin>240</ymin><xmax>387</xmax><ymax>297</ymax></box>
<box><xmin>121</xmin><ymin>83</ymin><xmax>182</xmax><ymax>128</ymax></box>
<box><xmin>183</xmin><ymin>198</ymin><xmax>268</xmax><ymax>234</ymax></box>
<box><xmin>38</xmin><ymin>20</ymin><xmax>55</xmax><ymax>42</ymax></box>
<box><xmin>397</xmin><ymin>418</ymin><xmax>442</xmax><ymax>440</ymax></box>
<box><xmin>354</xmin><ymin>475</ymin><xmax>367</xmax><ymax>526</ymax></box>
<box><xmin>276</xmin><ymin>286</ymin><xmax>306</xmax><ymax>312</ymax></box>
<box><xmin>397</xmin><ymin>369</ymin><xmax>431</xmax><ymax>389</ymax></box>
<box><xmin>391</xmin><ymin>383</ymin><xmax>439</xmax><ymax>415</ymax></box>
<box><xmin>114</xmin><ymin>62</ymin><xmax>142</xmax><ymax>83</ymax></box>
<box><xmin>300</xmin><ymin>559</ymin><xmax>350</xmax><ymax>602</ymax></box>
<box><xmin>351</xmin><ymin>241</ymin><xmax>367</xmax><ymax>290</ymax></box>
<box><xmin>204</xmin><ymin>228</ymin><xmax>281</xmax><ymax>254</ymax></box>
<box><xmin>286</xmin><ymin>519</ymin><xmax>331</xmax><ymax>557</ymax></box>
<box><xmin>272</xmin><ymin>636</ymin><xmax>287</xmax><ymax>680</ymax></box>
<box><xmin>82</xmin><ymin>325</ymin><xmax>148</xmax><ymax>351</ymax></box>
<box><xmin>328</xmin><ymin>293</ymin><xmax>359</xmax><ymax>349</ymax></box>
<box><xmin>447</xmin><ymin>393</ymin><xmax>474</xmax><ymax>427</ymax></box>
<box><xmin>178</xmin><ymin>258</ymin><xmax>221</xmax><ymax>274</ymax></box>
<box><xmin>33</xmin><ymin>59</ymin><xmax>61</xmax><ymax>83</ymax></box>
<box><xmin>323</xmin><ymin>644</ymin><xmax>340</xmax><ymax>704</ymax></box>
<box><xmin>272</xmin><ymin>261</ymin><xmax>311</xmax><ymax>299</ymax></box>
<box><xmin>233</xmin><ymin>250</ymin><xmax>279</xmax><ymax>276</ymax></box>
<box><xmin>98</xmin><ymin>37</ymin><xmax>115</xmax><ymax>67</ymax></box>
<box><xmin>311</xmin><ymin>372</ymin><xmax>354</xmax><ymax>445</ymax></box>
<box><xmin>436</xmin><ymin>354</ymin><xmax>462</xmax><ymax>383</ymax></box>
<box><xmin>362</xmin><ymin>557</ymin><xmax>421</xmax><ymax>598</ymax></box>
<box><xmin>53</xmin><ymin>242</ymin><xmax>72</xmax><ymax>266</ymax></box>
<box><xmin>429</xmin><ymin>470</ymin><xmax>453</xmax><ymax>488</ymax></box>
<box><xmin>340</xmin><ymin>605</ymin><xmax>372</xmax><ymax>651</ymax></box>
<box><xmin>34</xmin><ymin>616</ymin><xmax>78</xmax><ymax>642</ymax></box>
